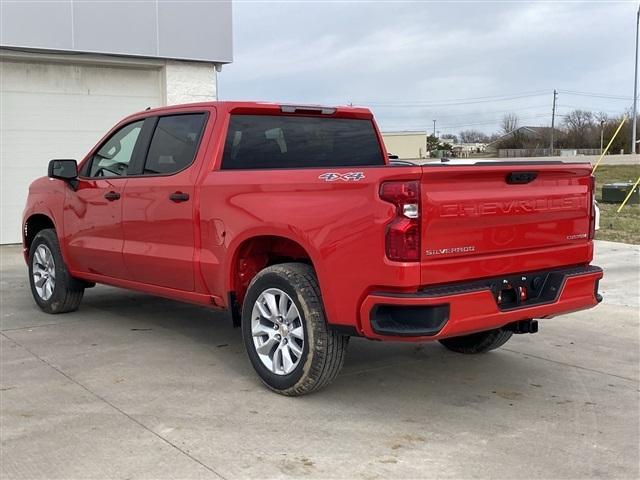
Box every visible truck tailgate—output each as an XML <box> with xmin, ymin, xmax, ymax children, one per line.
<box><xmin>420</xmin><ymin>162</ymin><xmax>594</xmax><ymax>285</ymax></box>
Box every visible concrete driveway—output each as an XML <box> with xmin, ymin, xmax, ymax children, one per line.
<box><xmin>1</xmin><ymin>241</ymin><xmax>638</xmax><ymax>479</ymax></box>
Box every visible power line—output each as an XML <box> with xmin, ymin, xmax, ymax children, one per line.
<box><xmin>439</xmin><ymin>114</ymin><xmax>550</xmax><ymax>129</ymax></box>
<box><xmin>335</xmin><ymin>89</ymin><xmax>630</xmax><ymax>110</ymax></box>
<box><xmin>348</xmin><ymin>89</ymin><xmax>631</xmax><ymax>108</ymax></box>
<box><xmin>381</xmin><ymin>113</ymin><xmax>551</xmax><ymax>131</ymax></box>
<box><xmin>557</xmin><ymin>89</ymin><xmax>633</xmax><ymax>101</ymax></box>
<box><xmin>352</xmin><ymin>90</ymin><xmax>548</xmax><ymax>105</ymax></box>
<box><xmin>556</xmin><ymin>104</ymin><xmax>628</xmax><ymax>115</ymax></box>
<box><xmin>374</xmin><ymin>103</ymin><xmax>552</xmax><ymax>119</ymax></box>
<box><xmin>351</xmin><ymin>92</ymin><xmax>550</xmax><ymax>107</ymax></box>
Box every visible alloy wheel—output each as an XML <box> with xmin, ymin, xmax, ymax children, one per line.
<box><xmin>32</xmin><ymin>244</ymin><xmax>55</xmax><ymax>301</ymax></box>
<box><xmin>251</xmin><ymin>288</ymin><xmax>305</xmax><ymax>375</ymax></box>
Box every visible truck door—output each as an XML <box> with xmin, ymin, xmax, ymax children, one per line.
<box><xmin>64</xmin><ymin>120</ymin><xmax>145</xmax><ymax>278</ymax></box>
<box><xmin>121</xmin><ymin>112</ymin><xmax>209</xmax><ymax>291</ymax></box>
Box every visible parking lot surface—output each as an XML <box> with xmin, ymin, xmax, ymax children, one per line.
<box><xmin>1</xmin><ymin>241</ymin><xmax>638</xmax><ymax>479</ymax></box>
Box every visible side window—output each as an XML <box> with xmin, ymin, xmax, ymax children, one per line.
<box><xmin>88</xmin><ymin>121</ymin><xmax>144</xmax><ymax>177</ymax></box>
<box><xmin>143</xmin><ymin>114</ymin><xmax>206</xmax><ymax>175</ymax></box>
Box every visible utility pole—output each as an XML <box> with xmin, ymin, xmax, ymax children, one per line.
<box><xmin>432</xmin><ymin>119</ymin><xmax>436</xmax><ymax>136</ymax></box>
<box><xmin>550</xmin><ymin>89</ymin><xmax>558</xmax><ymax>156</ymax></box>
<box><xmin>632</xmin><ymin>4</ymin><xmax>639</xmax><ymax>154</ymax></box>
<box><xmin>600</xmin><ymin>120</ymin><xmax>605</xmax><ymax>154</ymax></box>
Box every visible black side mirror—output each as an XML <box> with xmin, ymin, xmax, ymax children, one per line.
<box><xmin>48</xmin><ymin>159</ymin><xmax>78</xmax><ymax>189</ymax></box>
<box><xmin>387</xmin><ymin>153</ymin><xmax>399</xmax><ymax>160</ymax></box>
<box><xmin>48</xmin><ymin>159</ymin><xmax>78</xmax><ymax>180</ymax></box>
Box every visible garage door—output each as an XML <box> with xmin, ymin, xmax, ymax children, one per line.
<box><xmin>0</xmin><ymin>59</ymin><xmax>163</xmax><ymax>244</ymax></box>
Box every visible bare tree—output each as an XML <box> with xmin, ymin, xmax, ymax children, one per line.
<box><xmin>564</xmin><ymin>110</ymin><xmax>598</xmax><ymax>148</ymax></box>
<box><xmin>594</xmin><ymin>112</ymin><xmax>609</xmax><ymax>124</ymax></box>
<box><xmin>501</xmin><ymin>113</ymin><xmax>519</xmax><ymax>134</ymax></box>
<box><xmin>564</xmin><ymin>110</ymin><xmax>594</xmax><ymax>131</ymax></box>
<box><xmin>459</xmin><ymin>129</ymin><xmax>489</xmax><ymax>143</ymax></box>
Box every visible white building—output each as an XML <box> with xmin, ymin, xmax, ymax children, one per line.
<box><xmin>451</xmin><ymin>142</ymin><xmax>487</xmax><ymax>157</ymax></box>
<box><xmin>0</xmin><ymin>1</ymin><xmax>232</xmax><ymax>244</ymax></box>
<box><xmin>381</xmin><ymin>131</ymin><xmax>427</xmax><ymax>159</ymax></box>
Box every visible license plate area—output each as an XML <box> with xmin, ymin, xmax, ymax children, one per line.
<box><xmin>417</xmin><ymin>265</ymin><xmax>602</xmax><ymax>311</ymax></box>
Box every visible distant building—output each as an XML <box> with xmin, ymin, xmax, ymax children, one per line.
<box><xmin>452</xmin><ymin>142</ymin><xmax>486</xmax><ymax>157</ymax></box>
<box><xmin>382</xmin><ymin>131</ymin><xmax>427</xmax><ymax>159</ymax></box>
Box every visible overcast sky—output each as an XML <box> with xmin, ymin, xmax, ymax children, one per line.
<box><xmin>219</xmin><ymin>0</ymin><xmax>637</xmax><ymax>136</ymax></box>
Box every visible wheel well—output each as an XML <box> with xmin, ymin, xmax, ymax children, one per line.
<box><xmin>24</xmin><ymin>214</ymin><xmax>55</xmax><ymax>250</ymax></box>
<box><xmin>230</xmin><ymin>236</ymin><xmax>313</xmax><ymax>318</ymax></box>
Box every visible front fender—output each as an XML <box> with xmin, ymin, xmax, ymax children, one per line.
<box><xmin>22</xmin><ymin>177</ymin><xmax>68</xmax><ymax>263</ymax></box>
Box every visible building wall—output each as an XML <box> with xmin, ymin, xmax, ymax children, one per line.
<box><xmin>165</xmin><ymin>60</ymin><xmax>216</xmax><ymax>105</ymax></box>
<box><xmin>0</xmin><ymin>0</ymin><xmax>229</xmax><ymax>244</ymax></box>
<box><xmin>382</xmin><ymin>133</ymin><xmax>427</xmax><ymax>159</ymax></box>
<box><xmin>1</xmin><ymin>49</ymin><xmax>218</xmax><ymax>111</ymax></box>
<box><xmin>0</xmin><ymin>50</ymin><xmax>217</xmax><ymax>244</ymax></box>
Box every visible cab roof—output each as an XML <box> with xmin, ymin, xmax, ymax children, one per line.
<box><xmin>125</xmin><ymin>101</ymin><xmax>373</xmax><ymax>122</ymax></box>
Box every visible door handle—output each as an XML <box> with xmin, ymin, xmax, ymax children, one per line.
<box><xmin>169</xmin><ymin>192</ymin><xmax>190</xmax><ymax>203</ymax></box>
<box><xmin>104</xmin><ymin>191</ymin><xmax>120</xmax><ymax>201</ymax></box>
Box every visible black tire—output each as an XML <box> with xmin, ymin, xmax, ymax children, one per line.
<box><xmin>439</xmin><ymin>328</ymin><xmax>513</xmax><ymax>354</ymax></box>
<box><xmin>241</xmin><ymin>263</ymin><xmax>349</xmax><ymax>396</ymax></box>
<box><xmin>28</xmin><ymin>229</ymin><xmax>84</xmax><ymax>314</ymax></box>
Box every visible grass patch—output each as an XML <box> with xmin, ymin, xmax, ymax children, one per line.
<box><xmin>592</xmin><ymin>164</ymin><xmax>639</xmax><ymax>244</ymax></box>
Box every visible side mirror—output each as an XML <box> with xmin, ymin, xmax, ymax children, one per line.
<box><xmin>48</xmin><ymin>159</ymin><xmax>78</xmax><ymax>189</ymax></box>
<box><xmin>48</xmin><ymin>159</ymin><xmax>78</xmax><ymax>180</ymax></box>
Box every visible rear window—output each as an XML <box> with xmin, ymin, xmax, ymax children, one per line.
<box><xmin>221</xmin><ymin>115</ymin><xmax>384</xmax><ymax>169</ymax></box>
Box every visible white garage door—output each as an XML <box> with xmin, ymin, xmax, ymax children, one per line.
<box><xmin>0</xmin><ymin>59</ymin><xmax>163</xmax><ymax>244</ymax></box>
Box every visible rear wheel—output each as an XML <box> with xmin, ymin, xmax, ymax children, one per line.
<box><xmin>439</xmin><ymin>328</ymin><xmax>512</xmax><ymax>354</ymax></box>
<box><xmin>241</xmin><ymin>263</ymin><xmax>349</xmax><ymax>396</ymax></box>
<box><xmin>28</xmin><ymin>229</ymin><xmax>84</xmax><ymax>314</ymax></box>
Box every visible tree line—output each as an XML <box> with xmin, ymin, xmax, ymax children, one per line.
<box><xmin>456</xmin><ymin>109</ymin><xmax>636</xmax><ymax>153</ymax></box>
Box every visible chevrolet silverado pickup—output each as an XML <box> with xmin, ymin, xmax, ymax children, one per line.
<box><xmin>23</xmin><ymin>101</ymin><xmax>603</xmax><ymax>395</ymax></box>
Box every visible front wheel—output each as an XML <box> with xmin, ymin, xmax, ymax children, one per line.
<box><xmin>439</xmin><ymin>328</ymin><xmax>513</xmax><ymax>354</ymax></box>
<box><xmin>28</xmin><ymin>229</ymin><xmax>84</xmax><ymax>314</ymax></box>
<box><xmin>241</xmin><ymin>263</ymin><xmax>349</xmax><ymax>396</ymax></box>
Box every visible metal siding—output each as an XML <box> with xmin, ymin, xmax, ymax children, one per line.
<box><xmin>157</xmin><ymin>1</ymin><xmax>233</xmax><ymax>62</ymax></box>
<box><xmin>73</xmin><ymin>1</ymin><xmax>158</xmax><ymax>57</ymax></box>
<box><xmin>0</xmin><ymin>1</ymin><xmax>73</xmax><ymax>50</ymax></box>
<box><xmin>0</xmin><ymin>0</ymin><xmax>232</xmax><ymax>63</ymax></box>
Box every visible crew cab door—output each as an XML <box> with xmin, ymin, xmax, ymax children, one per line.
<box><xmin>121</xmin><ymin>112</ymin><xmax>209</xmax><ymax>291</ymax></box>
<box><xmin>64</xmin><ymin>120</ymin><xmax>145</xmax><ymax>278</ymax></box>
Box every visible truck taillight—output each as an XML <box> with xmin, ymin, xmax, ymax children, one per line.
<box><xmin>589</xmin><ymin>175</ymin><xmax>596</xmax><ymax>239</ymax></box>
<box><xmin>380</xmin><ymin>181</ymin><xmax>420</xmax><ymax>261</ymax></box>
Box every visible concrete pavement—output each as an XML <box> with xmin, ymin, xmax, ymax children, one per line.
<box><xmin>1</xmin><ymin>241</ymin><xmax>638</xmax><ymax>479</ymax></box>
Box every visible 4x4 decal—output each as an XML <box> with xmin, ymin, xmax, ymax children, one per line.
<box><xmin>318</xmin><ymin>172</ymin><xmax>365</xmax><ymax>182</ymax></box>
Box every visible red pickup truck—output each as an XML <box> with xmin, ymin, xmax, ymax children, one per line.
<box><xmin>23</xmin><ymin>101</ymin><xmax>602</xmax><ymax>395</ymax></box>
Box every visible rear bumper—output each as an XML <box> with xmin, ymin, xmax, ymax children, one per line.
<box><xmin>359</xmin><ymin>265</ymin><xmax>603</xmax><ymax>341</ymax></box>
